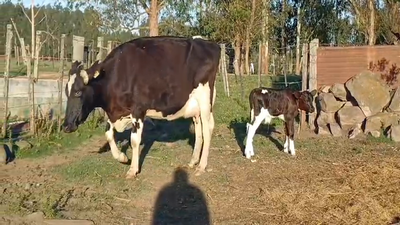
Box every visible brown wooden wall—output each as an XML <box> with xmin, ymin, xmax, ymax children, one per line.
<box><xmin>316</xmin><ymin>45</ymin><xmax>400</xmax><ymax>88</ymax></box>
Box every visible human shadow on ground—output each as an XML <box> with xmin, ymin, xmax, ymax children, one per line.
<box><xmin>229</xmin><ymin>116</ymin><xmax>284</xmax><ymax>156</ymax></box>
<box><xmin>151</xmin><ymin>167</ymin><xmax>210</xmax><ymax>225</ymax></box>
<box><xmin>97</xmin><ymin>118</ymin><xmax>195</xmax><ymax>173</ymax></box>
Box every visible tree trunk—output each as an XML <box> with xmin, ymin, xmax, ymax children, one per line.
<box><xmin>295</xmin><ymin>4</ymin><xmax>301</xmax><ymax>75</ymax></box>
<box><xmin>368</xmin><ymin>0</ymin><xmax>375</xmax><ymax>45</ymax></box>
<box><xmin>261</xmin><ymin>0</ymin><xmax>270</xmax><ymax>75</ymax></box>
<box><xmin>244</xmin><ymin>0</ymin><xmax>257</xmax><ymax>75</ymax></box>
<box><xmin>149</xmin><ymin>0</ymin><xmax>159</xmax><ymax>36</ymax></box>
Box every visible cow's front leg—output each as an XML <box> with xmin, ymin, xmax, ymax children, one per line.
<box><xmin>287</xmin><ymin>118</ymin><xmax>296</xmax><ymax>156</ymax></box>
<box><xmin>245</xmin><ymin>109</ymin><xmax>266</xmax><ymax>159</ymax></box>
<box><xmin>105</xmin><ymin>120</ymin><xmax>128</xmax><ymax>163</ymax></box>
<box><xmin>126</xmin><ymin>116</ymin><xmax>144</xmax><ymax>179</ymax></box>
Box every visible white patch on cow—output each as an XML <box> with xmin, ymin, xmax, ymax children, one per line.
<box><xmin>126</xmin><ymin>117</ymin><xmax>143</xmax><ymax>179</ymax></box>
<box><xmin>112</xmin><ymin>116</ymin><xmax>132</xmax><ymax>132</ymax></box>
<box><xmin>283</xmin><ymin>136</ymin><xmax>289</xmax><ymax>153</ymax></box>
<box><xmin>261</xmin><ymin>89</ymin><xmax>268</xmax><ymax>94</ymax></box>
<box><xmin>145</xmin><ymin>82</ymin><xmax>210</xmax><ymax>121</ymax></box>
<box><xmin>289</xmin><ymin>138</ymin><xmax>295</xmax><ymax>155</ymax></box>
<box><xmin>67</xmin><ymin>73</ymin><xmax>77</xmax><ymax>96</ymax></box>
<box><xmin>105</xmin><ymin>120</ymin><xmax>128</xmax><ymax>163</ymax></box>
<box><xmin>245</xmin><ymin>107</ymin><xmax>286</xmax><ymax>159</ymax></box>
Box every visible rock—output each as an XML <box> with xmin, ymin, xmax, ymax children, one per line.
<box><xmin>16</xmin><ymin>139</ymin><xmax>33</xmax><ymax>150</ymax></box>
<box><xmin>389</xmin><ymin>125</ymin><xmax>400</xmax><ymax>142</ymax></box>
<box><xmin>317</xmin><ymin>125</ymin><xmax>331</xmax><ymax>135</ymax></box>
<box><xmin>345</xmin><ymin>71</ymin><xmax>391</xmax><ymax>117</ymax></box>
<box><xmin>348</xmin><ymin>124</ymin><xmax>362</xmax><ymax>139</ymax></box>
<box><xmin>320</xmin><ymin>85</ymin><xmax>331</xmax><ymax>93</ymax></box>
<box><xmin>329</xmin><ymin>83</ymin><xmax>348</xmax><ymax>101</ymax></box>
<box><xmin>343</xmin><ymin>101</ymin><xmax>358</xmax><ymax>107</ymax></box>
<box><xmin>388</xmin><ymin>87</ymin><xmax>400</xmax><ymax>112</ymax></box>
<box><xmin>337</xmin><ymin>106</ymin><xmax>366</xmax><ymax>127</ymax></box>
<box><xmin>364</xmin><ymin>112</ymin><xmax>400</xmax><ymax>134</ymax></box>
<box><xmin>329</xmin><ymin>123</ymin><xmax>342</xmax><ymax>137</ymax></box>
<box><xmin>0</xmin><ymin>144</ymin><xmax>7</xmax><ymax>164</ymax></box>
<box><xmin>316</xmin><ymin>111</ymin><xmax>336</xmax><ymax>126</ymax></box>
<box><xmin>25</xmin><ymin>211</ymin><xmax>44</xmax><ymax>222</ymax></box>
<box><xmin>317</xmin><ymin>93</ymin><xmax>345</xmax><ymax>113</ymax></box>
<box><xmin>368</xmin><ymin>130</ymin><xmax>381</xmax><ymax>138</ymax></box>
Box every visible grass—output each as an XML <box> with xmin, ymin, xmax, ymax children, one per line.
<box><xmin>0</xmin><ymin>59</ymin><xmax>71</xmax><ymax>77</ymax></box>
<box><xmin>1</xmin><ymin>74</ymin><xmax>400</xmax><ymax>225</ymax></box>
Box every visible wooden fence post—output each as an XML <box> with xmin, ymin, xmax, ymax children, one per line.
<box><xmin>300</xmin><ymin>43</ymin><xmax>309</xmax><ymax>131</ymax></box>
<box><xmin>72</xmin><ymin>35</ymin><xmax>85</xmax><ymax>62</ymax></box>
<box><xmin>258</xmin><ymin>41</ymin><xmax>262</xmax><ymax>86</ymax></box>
<box><xmin>220</xmin><ymin>44</ymin><xmax>228</xmax><ymax>95</ymax></box>
<box><xmin>107</xmin><ymin>41</ymin><xmax>112</xmax><ymax>54</ymax></box>
<box><xmin>97</xmin><ymin>36</ymin><xmax>104</xmax><ymax>61</ymax></box>
<box><xmin>33</xmin><ymin>31</ymin><xmax>41</xmax><ymax>80</ymax></box>
<box><xmin>58</xmin><ymin>34</ymin><xmax>66</xmax><ymax>132</ymax></box>
<box><xmin>308</xmin><ymin>39</ymin><xmax>319</xmax><ymax>131</ymax></box>
<box><xmin>2</xmin><ymin>24</ymin><xmax>13</xmax><ymax>138</ymax></box>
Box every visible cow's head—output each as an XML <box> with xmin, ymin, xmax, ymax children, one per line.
<box><xmin>62</xmin><ymin>60</ymin><xmax>101</xmax><ymax>133</ymax></box>
<box><xmin>293</xmin><ymin>89</ymin><xmax>317</xmax><ymax>113</ymax></box>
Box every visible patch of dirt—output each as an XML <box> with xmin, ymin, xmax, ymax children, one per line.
<box><xmin>1</xmin><ymin>124</ymin><xmax>400</xmax><ymax>225</ymax></box>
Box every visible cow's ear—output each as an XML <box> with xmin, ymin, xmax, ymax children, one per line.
<box><xmin>310</xmin><ymin>89</ymin><xmax>317</xmax><ymax>96</ymax></box>
<box><xmin>293</xmin><ymin>91</ymin><xmax>302</xmax><ymax>99</ymax></box>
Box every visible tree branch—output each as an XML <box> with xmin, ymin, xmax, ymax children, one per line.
<box><xmin>19</xmin><ymin>4</ymin><xmax>32</xmax><ymax>24</ymax></box>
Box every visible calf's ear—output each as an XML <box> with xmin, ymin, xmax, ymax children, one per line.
<box><xmin>310</xmin><ymin>89</ymin><xmax>317</xmax><ymax>96</ymax></box>
<box><xmin>293</xmin><ymin>91</ymin><xmax>302</xmax><ymax>99</ymax></box>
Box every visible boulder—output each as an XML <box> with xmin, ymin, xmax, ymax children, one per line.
<box><xmin>345</xmin><ymin>71</ymin><xmax>391</xmax><ymax>117</ymax></box>
<box><xmin>337</xmin><ymin>106</ymin><xmax>366</xmax><ymax>127</ymax></box>
<box><xmin>368</xmin><ymin>130</ymin><xmax>381</xmax><ymax>138</ymax></box>
<box><xmin>329</xmin><ymin>123</ymin><xmax>342</xmax><ymax>137</ymax></box>
<box><xmin>319</xmin><ymin>85</ymin><xmax>331</xmax><ymax>93</ymax></box>
<box><xmin>364</xmin><ymin>112</ymin><xmax>400</xmax><ymax>134</ymax></box>
<box><xmin>348</xmin><ymin>124</ymin><xmax>362</xmax><ymax>139</ymax></box>
<box><xmin>316</xmin><ymin>111</ymin><xmax>335</xmax><ymax>126</ymax></box>
<box><xmin>0</xmin><ymin>144</ymin><xmax>6</xmax><ymax>164</ymax></box>
<box><xmin>329</xmin><ymin>83</ymin><xmax>348</xmax><ymax>101</ymax></box>
<box><xmin>317</xmin><ymin>93</ymin><xmax>345</xmax><ymax>113</ymax></box>
<box><xmin>317</xmin><ymin>125</ymin><xmax>331</xmax><ymax>135</ymax></box>
<box><xmin>388</xmin><ymin>87</ymin><xmax>400</xmax><ymax>112</ymax></box>
<box><xmin>389</xmin><ymin>125</ymin><xmax>400</xmax><ymax>142</ymax></box>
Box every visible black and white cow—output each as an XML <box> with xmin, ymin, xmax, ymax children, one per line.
<box><xmin>62</xmin><ymin>36</ymin><xmax>221</xmax><ymax>179</ymax></box>
<box><xmin>244</xmin><ymin>87</ymin><xmax>317</xmax><ymax>159</ymax></box>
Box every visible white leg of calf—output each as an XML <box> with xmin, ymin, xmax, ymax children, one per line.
<box><xmin>189</xmin><ymin>116</ymin><xmax>203</xmax><ymax>168</ymax></box>
<box><xmin>245</xmin><ymin>109</ymin><xmax>267</xmax><ymax>159</ymax></box>
<box><xmin>126</xmin><ymin>117</ymin><xmax>143</xmax><ymax>179</ymax></box>
<box><xmin>105</xmin><ymin>120</ymin><xmax>128</xmax><ymax>163</ymax></box>
<box><xmin>283</xmin><ymin>136</ymin><xmax>289</xmax><ymax>153</ymax></box>
<box><xmin>289</xmin><ymin>138</ymin><xmax>296</xmax><ymax>156</ymax></box>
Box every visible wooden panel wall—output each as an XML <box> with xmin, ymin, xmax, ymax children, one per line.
<box><xmin>316</xmin><ymin>45</ymin><xmax>400</xmax><ymax>88</ymax></box>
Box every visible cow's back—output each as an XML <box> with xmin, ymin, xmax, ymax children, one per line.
<box><xmin>100</xmin><ymin>36</ymin><xmax>220</xmax><ymax>119</ymax></box>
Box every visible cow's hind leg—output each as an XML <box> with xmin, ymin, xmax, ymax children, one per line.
<box><xmin>188</xmin><ymin>116</ymin><xmax>202</xmax><ymax>168</ymax></box>
<box><xmin>106</xmin><ymin>120</ymin><xmax>128</xmax><ymax>163</ymax></box>
<box><xmin>126</xmin><ymin>116</ymin><xmax>144</xmax><ymax>179</ymax></box>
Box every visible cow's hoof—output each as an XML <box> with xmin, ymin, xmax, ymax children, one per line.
<box><xmin>194</xmin><ymin>167</ymin><xmax>206</xmax><ymax>176</ymax></box>
<box><xmin>118</xmin><ymin>153</ymin><xmax>129</xmax><ymax>163</ymax></box>
<box><xmin>125</xmin><ymin>169</ymin><xmax>138</xmax><ymax>179</ymax></box>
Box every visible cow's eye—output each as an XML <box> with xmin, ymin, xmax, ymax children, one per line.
<box><xmin>75</xmin><ymin>91</ymin><xmax>82</xmax><ymax>97</ymax></box>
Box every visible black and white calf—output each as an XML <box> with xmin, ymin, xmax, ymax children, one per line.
<box><xmin>244</xmin><ymin>87</ymin><xmax>317</xmax><ymax>159</ymax></box>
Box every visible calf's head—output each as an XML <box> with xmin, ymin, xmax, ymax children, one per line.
<box><xmin>63</xmin><ymin>60</ymin><xmax>101</xmax><ymax>133</ymax></box>
<box><xmin>293</xmin><ymin>89</ymin><xmax>317</xmax><ymax>113</ymax></box>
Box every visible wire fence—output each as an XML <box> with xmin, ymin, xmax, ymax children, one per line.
<box><xmin>0</xmin><ymin>24</ymin><xmax>118</xmax><ymax>139</ymax></box>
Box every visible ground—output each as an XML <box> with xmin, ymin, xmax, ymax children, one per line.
<box><xmin>1</xmin><ymin>76</ymin><xmax>400</xmax><ymax>225</ymax></box>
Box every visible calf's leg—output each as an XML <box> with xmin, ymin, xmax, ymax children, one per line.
<box><xmin>283</xmin><ymin>122</ymin><xmax>289</xmax><ymax>154</ymax></box>
<box><xmin>287</xmin><ymin>118</ymin><xmax>296</xmax><ymax>156</ymax></box>
<box><xmin>245</xmin><ymin>108</ymin><xmax>268</xmax><ymax>159</ymax></box>
<box><xmin>126</xmin><ymin>116</ymin><xmax>144</xmax><ymax>179</ymax></box>
<box><xmin>105</xmin><ymin>120</ymin><xmax>128</xmax><ymax>163</ymax></box>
